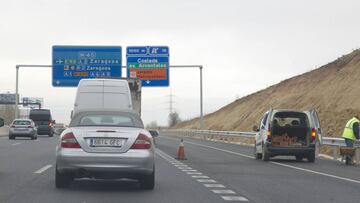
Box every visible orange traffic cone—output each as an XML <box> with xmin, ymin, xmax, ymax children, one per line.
<box><xmin>176</xmin><ymin>139</ymin><xmax>186</xmax><ymax>160</ymax></box>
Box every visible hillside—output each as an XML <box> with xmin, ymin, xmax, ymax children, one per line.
<box><xmin>177</xmin><ymin>49</ymin><xmax>360</xmax><ymax>137</ymax></box>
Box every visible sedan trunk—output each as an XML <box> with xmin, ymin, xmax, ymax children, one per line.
<box><xmin>71</xmin><ymin>126</ymin><xmax>142</xmax><ymax>153</ymax></box>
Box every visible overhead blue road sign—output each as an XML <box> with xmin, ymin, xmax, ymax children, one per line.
<box><xmin>52</xmin><ymin>46</ymin><xmax>122</xmax><ymax>87</ymax></box>
<box><xmin>126</xmin><ymin>46</ymin><xmax>169</xmax><ymax>87</ymax></box>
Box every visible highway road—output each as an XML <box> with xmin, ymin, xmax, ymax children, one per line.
<box><xmin>0</xmin><ymin>134</ymin><xmax>359</xmax><ymax>203</ymax></box>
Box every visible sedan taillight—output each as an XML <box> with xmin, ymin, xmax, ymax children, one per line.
<box><xmin>61</xmin><ymin>132</ymin><xmax>81</xmax><ymax>148</ymax></box>
<box><xmin>131</xmin><ymin>134</ymin><xmax>151</xmax><ymax>149</ymax></box>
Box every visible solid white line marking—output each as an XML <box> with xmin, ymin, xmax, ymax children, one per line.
<box><xmin>221</xmin><ymin>196</ymin><xmax>249</xmax><ymax>201</ymax></box>
<box><xmin>204</xmin><ymin>184</ymin><xmax>225</xmax><ymax>188</ymax></box>
<box><xmin>12</xmin><ymin>143</ymin><xmax>21</xmax><ymax>146</ymax></box>
<box><xmin>197</xmin><ymin>179</ymin><xmax>216</xmax><ymax>183</ymax></box>
<box><xmin>212</xmin><ymin>189</ymin><xmax>236</xmax><ymax>194</ymax></box>
<box><xmin>162</xmin><ymin>136</ymin><xmax>360</xmax><ymax>185</ymax></box>
<box><xmin>192</xmin><ymin>175</ymin><xmax>209</xmax><ymax>179</ymax></box>
<box><xmin>271</xmin><ymin>161</ymin><xmax>360</xmax><ymax>184</ymax></box>
<box><xmin>34</xmin><ymin>164</ymin><xmax>52</xmax><ymax>174</ymax></box>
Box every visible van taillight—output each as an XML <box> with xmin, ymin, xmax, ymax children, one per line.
<box><xmin>267</xmin><ymin>124</ymin><xmax>271</xmax><ymax>141</ymax></box>
<box><xmin>61</xmin><ymin>132</ymin><xmax>81</xmax><ymax>148</ymax></box>
<box><xmin>311</xmin><ymin>128</ymin><xmax>316</xmax><ymax>141</ymax></box>
<box><xmin>131</xmin><ymin>134</ymin><xmax>151</xmax><ymax>149</ymax></box>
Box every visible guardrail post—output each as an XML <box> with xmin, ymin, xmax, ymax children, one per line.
<box><xmin>333</xmin><ymin>146</ymin><xmax>338</xmax><ymax>161</ymax></box>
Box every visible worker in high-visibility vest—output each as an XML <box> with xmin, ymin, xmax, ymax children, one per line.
<box><xmin>342</xmin><ymin>116</ymin><xmax>360</xmax><ymax>164</ymax></box>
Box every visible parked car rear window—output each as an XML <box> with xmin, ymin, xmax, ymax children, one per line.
<box><xmin>13</xmin><ymin>120</ymin><xmax>31</xmax><ymax>125</ymax></box>
<box><xmin>272</xmin><ymin>112</ymin><xmax>309</xmax><ymax>127</ymax></box>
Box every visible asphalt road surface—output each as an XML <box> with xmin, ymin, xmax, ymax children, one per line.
<box><xmin>0</xmin><ymin>134</ymin><xmax>359</xmax><ymax>203</ymax></box>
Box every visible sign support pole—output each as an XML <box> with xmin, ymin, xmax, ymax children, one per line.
<box><xmin>15</xmin><ymin>64</ymin><xmax>204</xmax><ymax>129</ymax></box>
<box><xmin>15</xmin><ymin>65</ymin><xmax>19</xmax><ymax>119</ymax></box>
<box><xmin>168</xmin><ymin>65</ymin><xmax>204</xmax><ymax>129</ymax></box>
<box><xmin>14</xmin><ymin>65</ymin><xmax>52</xmax><ymax>119</ymax></box>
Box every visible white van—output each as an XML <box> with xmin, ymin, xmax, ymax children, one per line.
<box><xmin>73</xmin><ymin>79</ymin><xmax>132</xmax><ymax>117</ymax></box>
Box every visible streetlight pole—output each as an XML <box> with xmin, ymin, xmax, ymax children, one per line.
<box><xmin>169</xmin><ymin>65</ymin><xmax>204</xmax><ymax>129</ymax></box>
<box><xmin>199</xmin><ymin>65</ymin><xmax>204</xmax><ymax>129</ymax></box>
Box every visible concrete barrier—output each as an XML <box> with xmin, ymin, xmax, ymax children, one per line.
<box><xmin>0</xmin><ymin>125</ymin><xmax>10</xmax><ymax>137</ymax></box>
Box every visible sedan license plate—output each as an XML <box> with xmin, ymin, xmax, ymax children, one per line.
<box><xmin>90</xmin><ymin>138</ymin><xmax>123</xmax><ymax>147</ymax></box>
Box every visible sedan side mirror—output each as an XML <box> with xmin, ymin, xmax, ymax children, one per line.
<box><xmin>149</xmin><ymin>130</ymin><xmax>159</xmax><ymax>137</ymax></box>
<box><xmin>252</xmin><ymin>125</ymin><xmax>259</xmax><ymax>132</ymax></box>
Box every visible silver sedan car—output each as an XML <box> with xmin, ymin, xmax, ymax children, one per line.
<box><xmin>55</xmin><ymin>109</ymin><xmax>155</xmax><ymax>189</ymax></box>
<box><xmin>9</xmin><ymin>119</ymin><xmax>37</xmax><ymax>140</ymax></box>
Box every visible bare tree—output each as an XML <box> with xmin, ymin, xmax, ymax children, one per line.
<box><xmin>168</xmin><ymin>111</ymin><xmax>181</xmax><ymax>127</ymax></box>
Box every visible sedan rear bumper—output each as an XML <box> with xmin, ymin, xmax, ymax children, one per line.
<box><xmin>56</xmin><ymin>148</ymin><xmax>155</xmax><ymax>177</ymax></box>
<box><xmin>9</xmin><ymin>129</ymin><xmax>36</xmax><ymax>137</ymax></box>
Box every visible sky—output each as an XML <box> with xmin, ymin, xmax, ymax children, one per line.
<box><xmin>0</xmin><ymin>0</ymin><xmax>360</xmax><ymax>126</ymax></box>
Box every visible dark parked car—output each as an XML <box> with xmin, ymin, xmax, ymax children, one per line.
<box><xmin>29</xmin><ymin>109</ymin><xmax>54</xmax><ymax>137</ymax></box>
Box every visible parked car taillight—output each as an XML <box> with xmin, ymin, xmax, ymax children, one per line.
<box><xmin>267</xmin><ymin>124</ymin><xmax>272</xmax><ymax>141</ymax></box>
<box><xmin>27</xmin><ymin>125</ymin><xmax>33</xmax><ymax>128</ymax></box>
<box><xmin>131</xmin><ymin>133</ymin><xmax>152</xmax><ymax>149</ymax></box>
<box><xmin>61</xmin><ymin>132</ymin><xmax>81</xmax><ymax>148</ymax></box>
<box><xmin>311</xmin><ymin>128</ymin><xmax>317</xmax><ymax>141</ymax></box>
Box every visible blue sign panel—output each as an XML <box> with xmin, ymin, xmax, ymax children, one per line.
<box><xmin>52</xmin><ymin>46</ymin><xmax>122</xmax><ymax>87</ymax></box>
<box><xmin>126</xmin><ymin>46</ymin><xmax>169</xmax><ymax>87</ymax></box>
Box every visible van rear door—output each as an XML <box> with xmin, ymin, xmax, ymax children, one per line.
<box><xmin>309</xmin><ymin>109</ymin><xmax>322</xmax><ymax>144</ymax></box>
<box><xmin>103</xmin><ymin>80</ymin><xmax>132</xmax><ymax>109</ymax></box>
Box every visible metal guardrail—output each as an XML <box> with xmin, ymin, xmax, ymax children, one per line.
<box><xmin>162</xmin><ymin>129</ymin><xmax>256</xmax><ymax>138</ymax></box>
<box><xmin>161</xmin><ymin>129</ymin><xmax>360</xmax><ymax>164</ymax></box>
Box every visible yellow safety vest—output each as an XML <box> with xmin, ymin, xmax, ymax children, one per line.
<box><xmin>342</xmin><ymin>117</ymin><xmax>360</xmax><ymax>141</ymax></box>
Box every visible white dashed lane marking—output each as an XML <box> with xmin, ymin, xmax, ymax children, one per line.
<box><xmin>156</xmin><ymin>149</ymin><xmax>249</xmax><ymax>202</ymax></box>
<box><xmin>197</xmin><ymin>179</ymin><xmax>217</xmax><ymax>183</ymax></box>
<box><xmin>222</xmin><ymin>196</ymin><xmax>249</xmax><ymax>201</ymax></box>
<box><xmin>186</xmin><ymin>172</ymin><xmax>202</xmax><ymax>175</ymax></box>
<box><xmin>204</xmin><ymin>184</ymin><xmax>226</xmax><ymax>188</ymax></box>
<box><xmin>34</xmin><ymin>164</ymin><xmax>52</xmax><ymax>174</ymax></box>
<box><xmin>212</xmin><ymin>190</ymin><xmax>236</xmax><ymax>194</ymax></box>
<box><xmin>192</xmin><ymin>175</ymin><xmax>209</xmax><ymax>179</ymax></box>
<box><xmin>12</xmin><ymin>143</ymin><xmax>21</xmax><ymax>146</ymax></box>
<box><xmin>182</xmin><ymin>169</ymin><xmax>197</xmax><ymax>172</ymax></box>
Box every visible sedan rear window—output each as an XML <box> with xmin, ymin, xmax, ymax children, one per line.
<box><xmin>78</xmin><ymin>115</ymin><xmax>135</xmax><ymax>127</ymax></box>
<box><xmin>13</xmin><ymin>120</ymin><xmax>31</xmax><ymax>125</ymax></box>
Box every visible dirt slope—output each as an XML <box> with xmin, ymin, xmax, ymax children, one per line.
<box><xmin>177</xmin><ymin>49</ymin><xmax>360</xmax><ymax>137</ymax></box>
